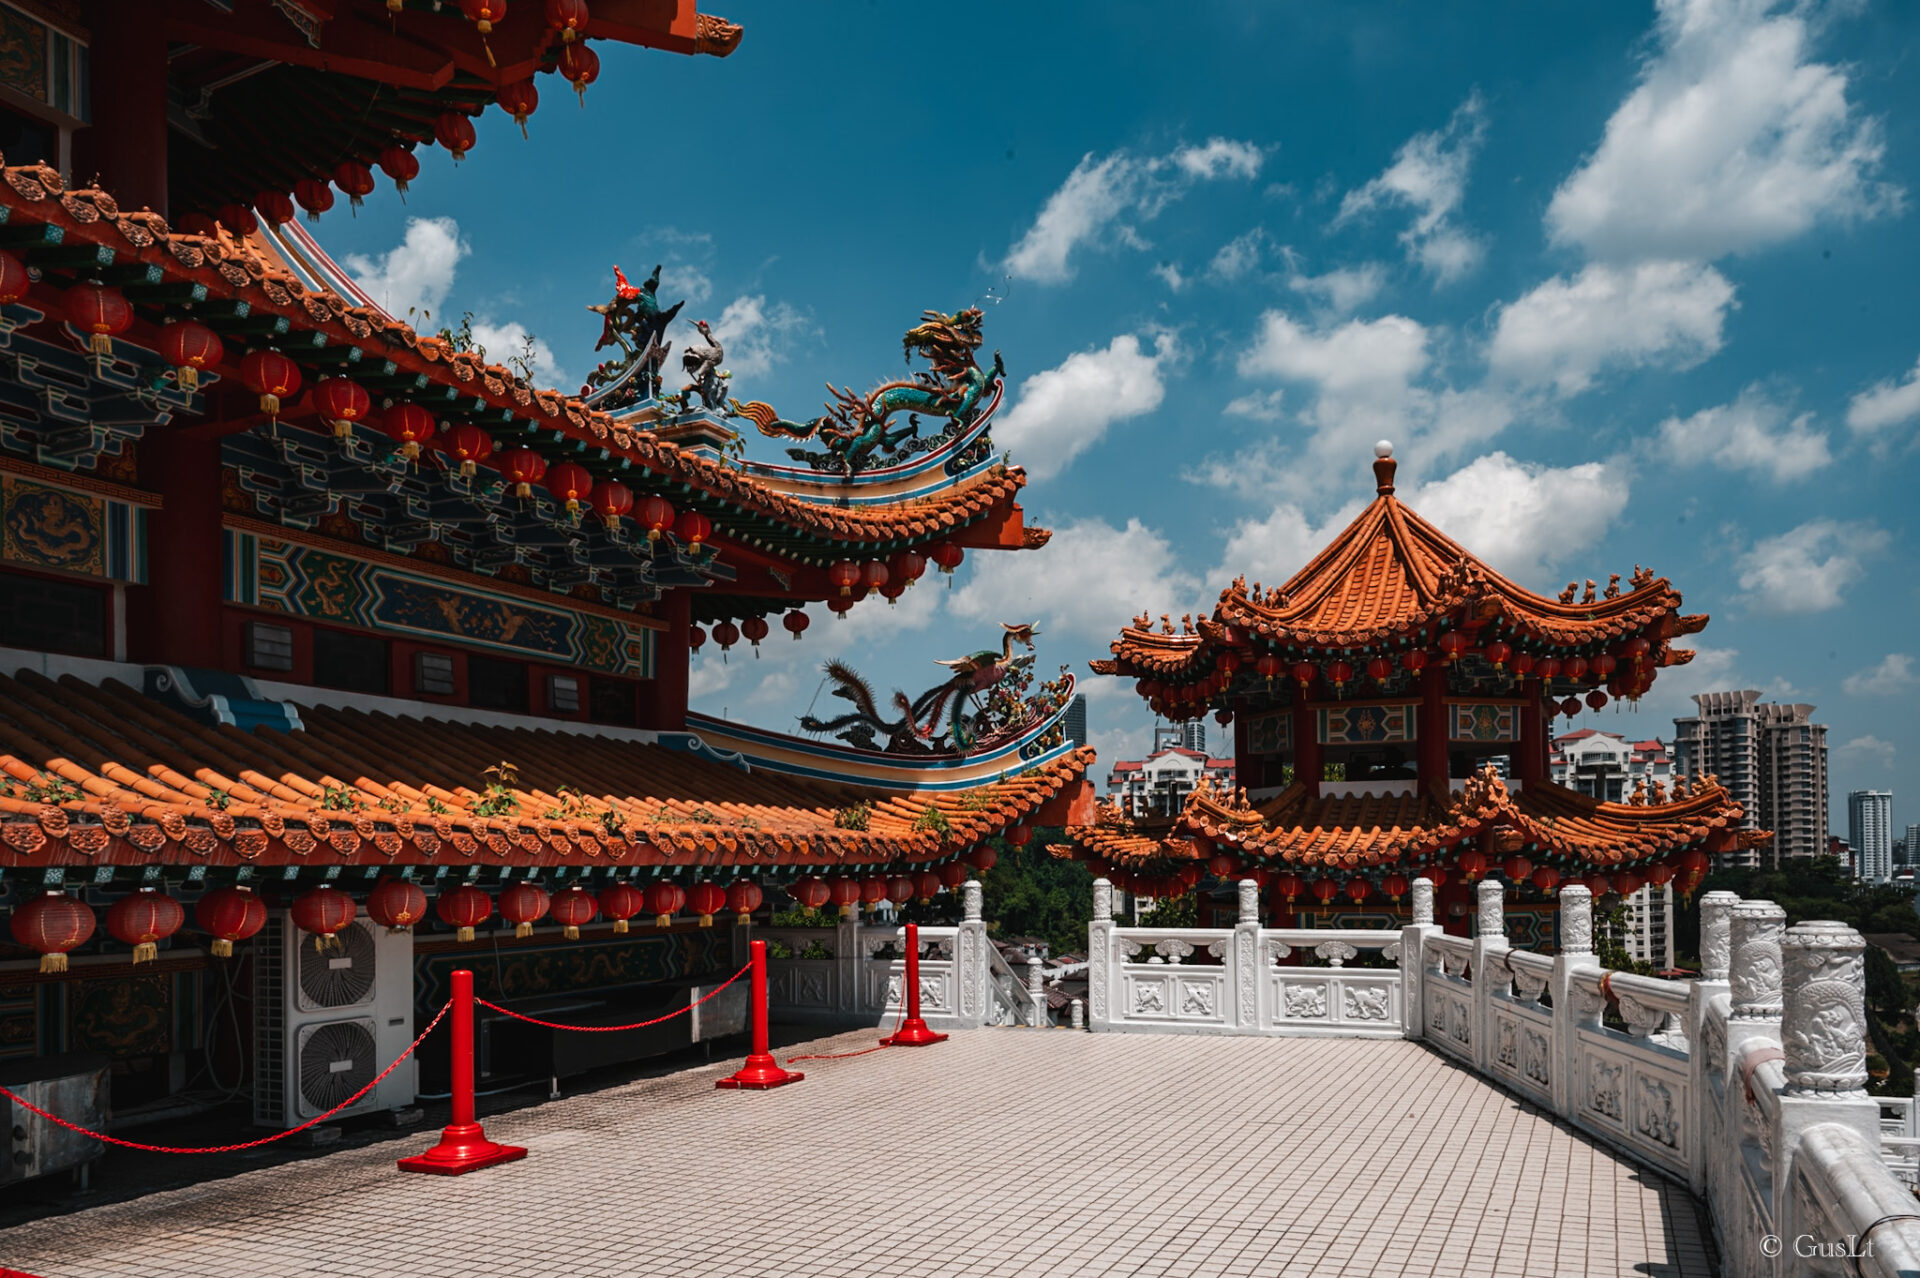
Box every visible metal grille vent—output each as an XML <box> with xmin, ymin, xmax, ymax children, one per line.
<box><xmin>297</xmin><ymin>920</ymin><xmax>376</xmax><ymax>1011</ymax></box>
<box><xmin>252</xmin><ymin>912</ymin><xmax>287</xmax><ymax>1127</ymax></box>
<box><xmin>296</xmin><ymin>1019</ymin><xmax>377</xmax><ymax>1116</ymax></box>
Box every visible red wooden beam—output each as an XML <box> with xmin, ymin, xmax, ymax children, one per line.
<box><xmin>949</xmin><ymin>501</ymin><xmax>1028</xmax><ymax>551</ymax></box>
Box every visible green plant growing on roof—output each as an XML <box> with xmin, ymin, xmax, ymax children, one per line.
<box><xmin>20</xmin><ymin>773</ymin><xmax>82</xmax><ymax>805</ymax></box>
<box><xmin>206</xmin><ymin>787</ymin><xmax>233</xmax><ymax>811</ymax></box>
<box><xmin>320</xmin><ymin>784</ymin><xmax>365</xmax><ymax>812</ymax></box>
<box><xmin>600</xmin><ymin>807</ymin><xmax>628</xmax><ymax>840</ymax></box>
<box><xmin>425</xmin><ymin>795</ymin><xmax>451</xmax><ymax>817</ymax></box>
<box><xmin>688</xmin><ymin>806</ymin><xmax>720</xmax><ymax>824</ymax></box>
<box><xmin>834</xmin><ymin>800</ymin><xmax>872</xmax><ymax>831</ymax></box>
<box><xmin>913</xmin><ymin>806</ymin><xmax>952</xmax><ymax>838</ymax></box>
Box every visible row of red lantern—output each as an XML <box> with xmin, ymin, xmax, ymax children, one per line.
<box><xmin>785</xmin><ymin>854</ymin><xmax>1000</xmax><ymax>917</ymax></box>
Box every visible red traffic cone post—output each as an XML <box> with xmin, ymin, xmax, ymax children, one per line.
<box><xmin>398</xmin><ymin>968</ymin><xmax>527</xmax><ymax>1175</ymax></box>
<box><xmin>884</xmin><ymin>922</ymin><xmax>948</xmax><ymax>1047</ymax></box>
<box><xmin>717</xmin><ymin>939</ymin><xmax>803</xmax><ymax>1089</ymax></box>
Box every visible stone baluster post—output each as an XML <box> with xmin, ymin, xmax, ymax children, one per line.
<box><xmin>1233</xmin><ymin>879</ymin><xmax>1261</xmax><ymax>1031</ymax></box>
<box><xmin>1025</xmin><ymin>953</ymin><xmax>1046</xmax><ymax>1028</ymax></box>
<box><xmin>1550</xmin><ymin>884</ymin><xmax>1595</xmax><ymax>1119</ymax></box>
<box><xmin>1774</xmin><ymin>921</ymin><xmax>1883</xmax><ymax>1262</ymax></box>
<box><xmin>1719</xmin><ymin>898</ymin><xmax>1788</xmax><ymax>1274</ymax></box>
<box><xmin>1087</xmin><ymin>878</ymin><xmax>1114</xmax><ymax>1032</ymax></box>
<box><xmin>1689</xmin><ymin>889</ymin><xmax>1740</xmax><ymax>1197</ymax></box>
<box><xmin>1727</xmin><ymin>900</ymin><xmax>1787</xmax><ymax>1047</ymax></box>
<box><xmin>953</xmin><ymin>879</ymin><xmax>988</xmax><ymax>1030</ymax></box>
<box><xmin>1472</xmin><ymin>877</ymin><xmax>1512</xmax><ymax>1073</ymax></box>
<box><xmin>1070</xmin><ymin>998</ymin><xmax>1084</xmax><ymax>1030</ymax></box>
<box><xmin>837</xmin><ymin>906</ymin><xmax>861</xmax><ymax>1017</ymax></box>
<box><xmin>1401</xmin><ymin>877</ymin><xmax>1442</xmax><ymax>1043</ymax></box>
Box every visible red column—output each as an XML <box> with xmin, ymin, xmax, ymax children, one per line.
<box><xmin>1418</xmin><ymin>664</ymin><xmax>1449</xmax><ymax>798</ymax></box>
<box><xmin>72</xmin><ymin>4</ymin><xmax>169</xmax><ymax>216</ymax></box>
<box><xmin>1517</xmin><ymin>679</ymin><xmax>1547</xmax><ymax>784</ymax></box>
<box><xmin>128</xmin><ymin>434</ymin><xmax>224</xmax><ymax>668</ymax></box>
<box><xmin>1292</xmin><ymin>696</ymin><xmax>1320</xmax><ymax>800</ymax></box>
<box><xmin>643</xmin><ymin>588</ymin><xmax>692</xmax><ymax>729</ymax></box>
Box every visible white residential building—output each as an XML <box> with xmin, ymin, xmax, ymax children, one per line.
<box><xmin>1549</xmin><ymin>730</ymin><xmax>1672</xmax><ymax>803</ymax></box>
<box><xmin>1851</xmin><ymin>790</ymin><xmax>1894</xmax><ymax>884</ymax></box>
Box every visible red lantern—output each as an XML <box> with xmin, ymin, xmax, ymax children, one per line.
<box><xmin>1005</xmin><ymin>824</ymin><xmax>1033</xmax><ymax>848</ymax></box>
<box><xmin>216</xmin><ymin>203</ymin><xmax>259</xmax><ymax>237</ymax></box>
<box><xmin>546</xmin><ymin>460</ymin><xmax>594</xmax><ymax>512</ymax></box>
<box><xmin>177</xmin><ymin>211</ymin><xmax>219</xmax><ymax>237</ymax></box>
<box><xmin>1623</xmin><ymin>636</ymin><xmax>1651</xmax><ymax>666</ymax></box>
<box><xmin>558</xmin><ymin>40</ymin><xmax>601</xmax><ymax>104</ymax></box>
<box><xmin>461</xmin><ymin>0</ymin><xmax>507</xmax><ymax>31</ymax></box>
<box><xmin>828</xmin><ymin>560</ymin><xmax>860</xmax><ymax>598</ymax></box>
<box><xmin>241</xmin><ymin>349</ymin><xmax>303</xmax><ymax>419</ymax></box>
<box><xmin>1422</xmin><ymin>864</ymin><xmax>1447</xmax><ymax>889</ymax></box>
<box><xmin>589</xmin><ymin>478</ymin><xmax>633</xmax><ymax>527</ymax></box>
<box><xmin>598</xmin><ymin>881</ymin><xmax>645</xmax><ymax>933</ymax></box>
<box><xmin>383</xmin><ymin>403</ymin><xmax>437</xmax><ymax>459</ymax></box>
<box><xmin>1207</xmin><ymin>852</ymin><xmax>1236</xmax><ymax>879</ymax></box>
<box><xmin>1437</xmin><ymin>632</ymin><xmax>1468</xmax><ymax>663</ymax></box>
<box><xmin>935</xmin><ymin>861</ymin><xmax>969</xmax><ymax>891</ymax></box>
<box><xmin>965</xmin><ymin>846</ymin><xmax>997</xmax><ymax>872</ymax></box>
<box><xmin>290</xmin><ymin>885</ymin><xmax>356</xmax><ymax>952</ymax></box>
<box><xmin>196</xmin><ymin>885</ymin><xmax>267</xmax><ymax>958</ymax></box>
<box><xmin>11</xmin><ymin>892</ymin><xmax>94</xmax><ymax>974</ymax></box>
<box><xmin>911</xmin><ymin>870</ymin><xmax>941</xmax><ymax>903</ymax></box>
<box><xmin>645</xmin><ymin>881</ymin><xmax>686</xmax><ymax>927</ymax></box>
<box><xmin>157</xmin><ymin>320</ymin><xmax>225</xmax><ymax>393</ymax></box>
<box><xmin>1590</xmin><ymin>653</ymin><xmax>1617</xmax><ymax>679</ymax></box>
<box><xmin>496</xmin><ymin>445</ymin><xmax>547</xmax><ymax>497</ymax></box>
<box><xmin>497</xmin><ymin>78</ymin><xmax>539</xmax><ymax>136</ymax></box>
<box><xmin>1536</xmin><ymin>656</ymin><xmax>1562</xmax><ymax>680</ymax></box>
<box><xmin>333</xmin><ymin>160</ymin><xmax>377</xmax><ymax>210</ymax></box>
<box><xmin>860</xmin><ymin>561</ymin><xmax>890</xmax><ymax>594</ymax></box>
<box><xmin>1272</xmin><ymin>873</ymin><xmax>1303</xmax><ymax>903</ymax></box>
<box><xmin>1565</xmin><ymin>656</ymin><xmax>1590</xmax><ymax>681</ymax></box>
<box><xmin>499</xmin><ymin>882</ymin><xmax>551</xmax><ymax>938</ymax></box>
<box><xmin>638</xmin><ymin>495</ymin><xmax>675</xmax><ymax>542</ymax></box>
<box><xmin>680</xmin><ymin>881</ymin><xmax>723</xmax><ymax>928</ymax></box>
<box><xmin>1346</xmin><ymin>878</ymin><xmax>1372</xmax><ymax>905</ymax></box>
<box><xmin>790</xmin><ymin>877</ymin><xmax>832</xmax><ymax>912</ymax></box>
<box><xmin>1511</xmin><ymin>652</ymin><xmax>1535</xmax><ymax>676</ymax></box>
<box><xmin>1382</xmin><ymin>873</ymin><xmax>1409</xmax><ymax>902</ymax></box>
<box><xmin>1531</xmin><ymin>866</ymin><xmax>1561</xmax><ymax>895</ymax></box>
<box><xmin>1585</xmin><ymin>873</ymin><xmax>1612</xmax><ymax>898</ymax></box>
<box><xmin>673</xmin><ymin>509</ymin><xmax>711</xmax><ymax>551</ymax></box>
<box><xmin>726</xmin><ymin>880</ymin><xmax>763</xmax><ymax>923</ymax></box>
<box><xmin>63</xmin><ymin>282</ymin><xmax>132</xmax><ymax>357</ymax></box>
<box><xmin>889</xmin><ymin>549</ymin><xmax>927</xmax><ymax>588</ymax></box>
<box><xmin>436</xmin><ymin>884</ymin><xmax>493</xmax><ymax>941</ymax></box>
<box><xmin>1586</xmin><ymin>690</ymin><xmax>1608</xmax><ymax>712</ymax></box>
<box><xmin>689</xmin><ymin>624</ymin><xmax>706</xmax><ymax>652</ymax></box>
<box><xmin>1458</xmin><ymin>849</ymin><xmax>1487</xmax><ymax>882</ymax></box>
<box><xmin>434</xmin><ymin>112</ymin><xmax>478</xmax><ymax>162</ymax></box>
<box><xmin>256</xmin><ymin>190</ymin><xmax>297</xmax><ymax>226</ymax></box>
<box><xmin>853</xmin><ymin>877</ymin><xmax>885</xmax><ymax>913</ymax></box>
<box><xmin>741</xmin><ymin>616</ymin><xmax>769</xmax><ymax>652</ymax></box>
<box><xmin>551</xmin><ymin>886</ymin><xmax>598</xmax><ymax>939</ymax></box>
<box><xmin>825</xmin><ymin>876</ymin><xmax>862</xmax><ymax>919</ymax></box>
<box><xmin>712</xmin><ymin>620</ymin><xmax>740</xmax><ymax>653</ymax></box>
<box><xmin>366</xmin><ymin>879</ymin><xmax>428</xmax><ymax>933</ymax></box>
<box><xmin>546</xmin><ymin>0</ymin><xmax>588</xmax><ymax>40</ymax></box>
<box><xmin>1310</xmin><ymin>878</ymin><xmax>1339</xmax><ymax>907</ymax></box>
<box><xmin>442</xmin><ymin>423</ymin><xmax>493</xmax><ymax>476</ymax></box>
<box><xmin>1502</xmin><ymin>855</ymin><xmax>1532</xmax><ymax>884</ymax></box>
<box><xmin>312</xmin><ymin>377</ymin><xmax>371</xmax><ymax>438</ymax></box>
<box><xmin>1643</xmin><ymin>863</ymin><xmax>1675</xmax><ymax>887</ymax></box>
<box><xmin>294</xmin><ymin>177</ymin><xmax>334</xmax><ymax>220</ymax></box>
<box><xmin>1326</xmin><ymin>660</ymin><xmax>1354</xmax><ymax>690</ymax></box>
<box><xmin>0</xmin><ymin>249</ymin><xmax>25</xmax><ymax>306</ymax></box>
<box><xmin>1560</xmin><ymin>697</ymin><xmax>1582</xmax><ymax>718</ymax></box>
<box><xmin>1483</xmin><ymin>641</ymin><xmax>1512</xmax><ymax>670</ymax></box>
<box><xmin>1367</xmin><ymin>655</ymin><xmax>1393</xmax><ymax>685</ymax></box>
<box><xmin>783</xmin><ymin>609</ymin><xmax>810</xmax><ymax>641</ymax></box>
<box><xmin>106</xmin><ymin>889</ymin><xmax>184</xmax><ymax>964</ymax></box>
<box><xmin>377</xmin><ymin>144</ymin><xmax>420</xmax><ymax>197</ymax></box>
<box><xmin>1612</xmin><ymin>870</ymin><xmax>1644</xmax><ymax>897</ymax></box>
<box><xmin>929</xmin><ymin>542</ymin><xmax>964</xmax><ymax>576</ymax></box>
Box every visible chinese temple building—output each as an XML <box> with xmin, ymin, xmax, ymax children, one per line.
<box><xmin>1063</xmin><ymin>442</ymin><xmax>1765</xmax><ymax>945</ymax></box>
<box><xmin>0</xmin><ymin>2</ymin><xmax>1090</xmax><ymax>1129</ymax></box>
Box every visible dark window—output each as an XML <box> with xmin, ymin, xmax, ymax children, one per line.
<box><xmin>589</xmin><ymin>678</ymin><xmax>636</xmax><ymax>726</ymax></box>
<box><xmin>245</xmin><ymin>621</ymin><xmax>295</xmax><ymax>672</ymax></box>
<box><xmin>313</xmin><ymin>629</ymin><xmax>389</xmax><ymax>695</ymax></box>
<box><xmin>546</xmin><ymin>674</ymin><xmax>581</xmax><ymax>714</ymax></box>
<box><xmin>414</xmin><ymin>651</ymin><xmax>456</xmax><ymax>696</ymax></box>
<box><xmin>0</xmin><ymin>571</ymin><xmax>105</xmax><ymax>657</ymax></box>
<box><xmin>467</xmin><ymin>655</ymin><xmax>527</xmax><ymax>712</ymax></box>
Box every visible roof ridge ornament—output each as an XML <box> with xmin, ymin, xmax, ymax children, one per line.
<box><xmin>1373</xmin><ymin>439</ymin><xmax>1396</xmax><ymax>495</ymax></box>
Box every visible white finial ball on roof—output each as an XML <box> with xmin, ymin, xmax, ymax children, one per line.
<box><xmin>1374</xmin><ymin>440</ymin><xmax>1394</xmax><ymax>458</ymax></box>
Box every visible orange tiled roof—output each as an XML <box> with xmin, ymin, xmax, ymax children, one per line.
<box><xmin>1094</xmin><ymin>453</ymin><xmax>1705</xmax><ymax>684</ymax></box>
<box><xmin>1058</xmin><ymin>770</ymin><xmax>1756</xmax><ymax>873</ymax></box>
<box><xmin>0</xmin><ymin>669</ymin><xmax>1093</xmax><ymax>870</ymax></box>
<box><xmin>0</xmin><ymin>162</ymin><xmax>1039</xmax><ymax>557</ymax></box>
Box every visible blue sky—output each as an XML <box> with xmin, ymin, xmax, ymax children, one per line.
<box><xmin>314</xmin><ymin>0</ymin><xmax>1920</xmax><ymax>841</ymax></box>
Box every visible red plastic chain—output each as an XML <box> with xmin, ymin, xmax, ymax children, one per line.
<box><xmin>783</xmin><ymin>999</ymin><xmax>908</xmax><ymax>1064</ymax></box>
<box><xmin>0</xmin><ymin>998</ymin><xmax>452</xmax><ymax>1155</ymax></box>
<box><xmin>474</xmin><ymin>960</ymin><xmax>752</xmax><ymax>1032</ymax></box>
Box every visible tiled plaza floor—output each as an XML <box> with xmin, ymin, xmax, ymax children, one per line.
<box><xmin>3</xmin><ymin>1030</ymin><xmax>1715</xmax><ymax>1278</ymax></box>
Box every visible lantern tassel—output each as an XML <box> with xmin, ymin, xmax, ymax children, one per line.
<box><xmin>698</xmin><ymin>915</ymin><xmax>713</xmax><ymax>929</ymax></box>
<box><xmin>89</xmin><ymin>333</ymin><xmax>112</xmax><ymax>357</ymax></box>
<box><xmin>39</xmin><ymin>952</ymin><xmax>67</xmax><ymax>974</ymax></box>
<box><xmin>482</xmin><ymin>35</ymin><xmax>496</xmax><ymax>67</ymax></box>
<box><xmin>259</xmin><ymin>393</ymin><xmax>280</xmax><ymax>418</ymax></box>
<box><xmin>564</xmin><ymin>924</ymin><xmax>579</xmax><ymax>940</ymax></box>
<box><xmin>515</xmin><ymin>921</ymin><xmax>533</xmax><ymax>939</ymax></box>
<box><xmin>211</xmin><ymin>938</ymin><xmax>234</xmax><ymax>959</ymax></box>
<box><xmin>655</xmin><ymin>913</ymin><xmax>671</xmax><ymax>928</ymax></box>
<box><xmin>457</xmin><ymin>925</ymin><xmax>475</xmax><ymax>942</ymax></box>
<box><xmin>612</xmin><ymin>918</ymin><xmax>628</xmax><ymax>934</ymax></box>
<box><xmin>178</xmin><ymin>367</ymin><xmax>199</xmax><ymax>393</ymax></box>
<box><xmin>132</xmin><ymin>941</ymin><xmax>157</xmax><ymax>965</ymax></box>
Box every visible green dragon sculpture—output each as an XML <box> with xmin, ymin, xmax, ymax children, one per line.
<box><xmin>801</xmin><ymin>622</ymin><xmax>1040</xmax><ymax>753</ymax></box>
<box><xmin>730</xmin><ymin>307</ymin><xmax>1004</xmax><ymax>474</ymax></box>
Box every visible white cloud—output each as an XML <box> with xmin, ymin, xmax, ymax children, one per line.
<box><xmin>1846</xmin><ymin>355</ymin><xmax>1920</xmax><ymax>437</ymax></box>
<box><xmin>1003</xmin><ymin>140</ymin><xmax>1265</xmax><ymax>283</ymax></box>
<box><xmin>1487</xmin><ymin>260</ymin><xmax>1735</xmax><ymax>395</ymax></box>
<box><xmin>1656</xmin><ymin>387</ymin><xmax>1830</xmax><ymax>482</ymax></box>
<box><xmin>1207</xmin><ymin>229</ymin><xmax>1269</xmax><ymax>283</ymax></box>
<box><xmin>1288</xmin><ymin>264</ymin><xmax>1387</xmax><ymax>316</ymax></box>
<box><xmin>701</xmin><ymin>294</ymin><xmax>815</xmax><ymax>380</ymax></box>
<box><xmin>1211</xmin><ymin>501</ymin><xmax>1357</xmax><ymax>594</ymax></box>
<box><xmin>1336</xmin><ymin>93</ymin><xmax>1488</xmax><ymax>283</ymax></box>
<box><xmin>1842</xmin><ymin>654</ymin><xmax>1917</xmax><ymax>698</ymax></box>
<box><xmin>1401</xmin><ymin>453</ymin><xmax>1631</xmax><ymax>585</ymax></box>
<box><xmin>1836</xmin><ymin>735</ymin><xmax>1897</xmax><ymax>771</ymax></box>
<box><xmin>1547</xmin><ymin>0</ymin><xmax>1897</xmax><ymax>262</ymax></box>
<box><xmin>1222</xmin><ymin>389</ymin><xmax>1287</xmax><ymax>422</ymax></box>
<box><xmin>1237</xmin><ymin>311</ymin><xmax>1429</xmax><ymax>394</ymax></box>
<box><xmin>469</xmin><ymin>319</ymin><xmax>564</xmax><ymax>388</ymax></box>
<box><xmin>950</xmin><ymin>518</ymin><xmax>1200</xmax><ymax>642</ymax></box>
<box><xmin>658</xmin><ymin>261</ymin><xmax>713</xmax><ymax>306</ymax></box>
<box><xmin>1151</xmin><ymin>262</ymin><xmax>1187</xmax><ymax>292</ymax></box>
<box><xmin>994</xmin><ymin>333</ymin><xmax>1175</xmax><ymax>481</ymax></box>
<box><xmin>1734</xmin><ymin>518</ymin><xmax>1889</xmax><ymax>614</ymax></box>
<box><xmin>345</xmin><ymin>216</ymin><xmax>465</xmax><ymax>323</ymax></box>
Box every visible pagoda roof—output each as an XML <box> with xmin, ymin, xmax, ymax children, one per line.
<box><xmin>1057</xmin><ymin>769</ymin><xmax>1762</xmax><ymax>875</ymax></box>
<box><xmin>0</xmin><ymin>667</ymin><xmax>1092</xmax><ymax>871</ymax></box>
<box><xmin>0</xmin><ymin>163</ymin><xmax>1044</xmax><ymax>575</ymax></box>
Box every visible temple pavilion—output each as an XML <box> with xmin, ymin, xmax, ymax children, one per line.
<box><xmin>0</xmin><ymin>2</ymin><xmax>1090</xmax><ymax>1131</ymax></box>
<box><xmin>1062</xmin><ymin>443</ymin><xmax>1763</xmax><ymax>942</ymax></box>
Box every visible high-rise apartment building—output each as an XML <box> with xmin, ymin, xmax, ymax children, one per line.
<box><xmin>1673</xmin><ymin>691</ymin><xmax>1828</xmax><ymax>867</ymax></box>
<box><xmin>1851</xmin><ymin>790</ymin><xmax>1894</xmax><ymax>884</ymax></box>
<box><xmin>1064</xmin><ymin>694</ymin><xmax>1088</xmax><ymax>749</ymax></box>
<box><xmin>1906</xmin><ymin>824</ymin><xmax>1920</xmax><ymax>870</ymax></box>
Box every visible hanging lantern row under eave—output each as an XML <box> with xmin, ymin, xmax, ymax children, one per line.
<box><xmin>599</xmin><ymin>881</ymin><xmax>645</xmax><ymax>933</ymax></box>
<box><xmin>442</xmin><ymin>422</ymin><xmax>493</xmax><ymax>475</ymax></box>
<box><xmin>687</xmin><ymin>881</ymin><xmax>726</xmax><ymax>927</ymax></box>
<box><xmin>546</xmin><ymin>460</ymin><xmax>594</xmax><ymax>512</ymax></box>
<box><xmin>498</xmin><ymin>77</ymin><xmax>539</xmax><ymax>137</ymax></box>
<box><xmin>559</xmin><ymin>39</ymin><xmax>600</xmax><ymax>104</ymax></box>
<box><xmin>157</xmin><ymin>319</ymin><xmax>224</xmax><ymax>392</ymax></box>
<box><xmin>383</xmin><ymin>403</ymin><xmax>437</xmax><ymax>458</ymax></box>
<box><xmin>929</xmin><ymin>542</ymin><xmax>963</xmax><ymax>578</ymax></box>
<box><xmin>689</xmin><ymin>623</ymin><xmax>706</xmax><ymax>652</ymax></box>
<box><xmin>645</xmin><ymin>881</ymin><xmax>685</xmax><ymax>927</ymax></box>
<box><xmin>889</xmin><ymin>549</ymin><xmax>926</xmax><ymax>588</ymax></box>
<box><xmin>104</xmin><ymin>889</ymin><xmax>184</xmax><ymax>965</ymax></box>
<box><xmin>828</xmin><ymin>560</ymin><xmax>860</xmax><ymax>597</ymax></box>
<box><xmin>589</xmin><ymin>477</ymin><xmax>632</xmax><ymax>527</ymax></box>
<box><xmin>255</xmin><ymin>190</ymin><xmax>296</xmax><ymax>226</ymax></box>
<box><xmin>497</xmin><ymin>445</ymin><xmax>547</xmax><ymax>497</ymax></box>
<box><xmin>378</xmin><ymin>144</ymin><xmax>420</xmax><ymax>198</ymax></box>
<box><xmin>367</xmin><ymin>878</ymin><xmax>428</xmax><ymax>933</ymax></box>
<box><xmin>499</xmin><ymin>882</ymin><xmax>550</xmax><ymax>938</ymax></box>
<box><xmin>673</xmin><ymin>509</ymin><xmax>710</xmax><ymax>552</ymax></box>
<box><xmin>783</xmin><ymin>608</ymin><xmax>809</xmax><ymax>641</ymax></box>
<box><xmin>546</xmin><ymin>0</ymin><xmax>589</xmax><ymax>41</ymax></box>
<box><xmin>12</xmin><ymin>892</ymin><xmax>95</xmax><ymax>973</ymax></box>
<box><xmin>741</xmin><ymin>615</ymin><xmax>769</xmax><ymax>653</ymax></box>
<box><xmin>313</xmin><ymin>376</ymin><xmax>371</xmax><ymax>438</ymax></box>
<box><xmin>217</xmin><ymin>202</ymin><xmax>258</xmax><ymax>237</ymax></box>
<box><xmin>290</xmin><ymin>884</ymin><xmax>356</xmax><ymax>952</ymax></box>
<box><xmin>294</xmin><ymin>177</ymin><xmax>334</xmax><ymax>221</ymax></box>
<box><xmin>435</xmin><ymin>884</ymin><xmax>492</xmax><ymax>942</ymax></box>
<box><xmin>551</xmin><ymin>886</ymin><xmax>598</xmax><ymax>939</ymax></box>
<box><xmin>197</xmin><ymin>885</ymin><xmax>266</xmax><ymax>957</ymax></box>
<box><xmin>333</xmin><ymin>160</ymin><xmax>377</xmax><ymax>211</ymax></box>
<box><xmin>789</xmin><ymin>877</ymin><xmax>831</xmax><ymax>911</ymax></box>
<box><xmin>712</xmin><ymin>620</ymin><xmax>740</xmax><ymax>654</ymax></box>
<box><xmin>0</xmin><ymin>249</ymin><xmax>26</xmax><ymax>306</ymax></box>
<box><xmin>241</xmin><ymin>349</ymin><xmax>302</xmax><ymax>420</ymax></box>
<box><xmin>638</xmin><ymin>495</ymin><xmax>674</xmax><ymax>541</ymax></box>
<box><xmin>64</xmin><ymin>281</ymin><xmax>132</xmax><ymax>358</ymax></box>
<box><xmin>727</xmin><ymin>880</ymin><xmax>763</xmax><ymax>923</ymax></box>
<box><xmin>435</xmin><ymin>111</ymin><xmax>478</xmax><ymax>162</ymax></box>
